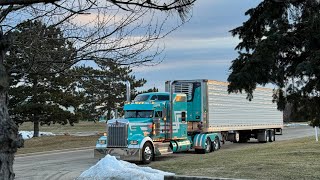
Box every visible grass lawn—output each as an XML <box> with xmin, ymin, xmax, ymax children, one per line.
<box><xmin>18</xmin><ymin>121</ymin><xmax>106</xmax><ymax>134</ymax></box>
<box><xmin>17</xmin><ymin>135</ymin><xmax>99</xmax><ymax>154</ymax></box>
<box><xmin>149</xmin><ymin>137</ymin><xmax>320</xmax><ymax>180</ymax></box>
<box><xmin>17</xmin><ymin>121</ymin><xmax>104</xmax><ymax>154</ymax></box>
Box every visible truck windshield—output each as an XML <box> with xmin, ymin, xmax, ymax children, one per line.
<box><xmin>125</xmin><ymin>110</ymin><xmax>153</xmax><ymax>118</ymax></box>
<box><xmin>134</xmin><ymin>95</ymin><xmax>149</xmax><ymax>101</ymax></box>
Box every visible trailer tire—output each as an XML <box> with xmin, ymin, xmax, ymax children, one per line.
<box><xmin>234</xmin><ymin>131</ymin><xmax>240</xmax><ymax>143</ymax></box>
<box><xmin>265</xmin><ymin>131</ymin><xmax>270</xmax><ymax>143</ymax></box>
<box><xmin>142</xmin><ymin>142</ymin><xmax>154</xmax><ymax>164</ymax></box>
<box><xmin>269</xmin><ymin>130</ymin><xmax>275</xmax><ymax>142</ymax></box>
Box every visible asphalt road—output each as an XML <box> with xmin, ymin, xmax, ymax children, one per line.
<box><xmin>14</xmin><ymin>125</ymin><xmax>317</xmax><ymax>180</ymax></box>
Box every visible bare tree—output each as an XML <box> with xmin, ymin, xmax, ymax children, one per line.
<box><xmin>0</xmin><ymin>0</ymin><xmax>195</xmax><ymax>179</ymax></box>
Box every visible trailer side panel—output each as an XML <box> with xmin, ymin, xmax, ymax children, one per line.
<box><xmin>206</xmin><ymin>80</ymin><xmax>283</xmax><ymax>132</ymax></box>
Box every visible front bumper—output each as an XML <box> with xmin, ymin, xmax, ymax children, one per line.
<box><xmin>94</xmin><ymin>147</ymin><xmax>142</xmax><ymax>161</ymax></box>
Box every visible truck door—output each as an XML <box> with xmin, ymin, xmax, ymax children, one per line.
<box><xmin>171</xmin><ymin>94</ymin><xmax>188</xmax><ymax>139</ymax></box>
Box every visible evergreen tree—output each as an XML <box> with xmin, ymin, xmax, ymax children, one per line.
<box><xmin>133</xmin><ymin>87</ymin><xmax>159</xmax><ymax>99</ymax></box>
<box><xmin>5</xmin><ymin>20</ymin><xmax>79</xmax><ymax>137</ymax></box>
<box><xmin>73</xmin><ymin>60</ymin><xmax>146</xmax><ymax>121</ymax></box>
<box><xmin>228</xmin><ymin>0</ymin><xmax>320</xmax><ymax>127</ymax></box>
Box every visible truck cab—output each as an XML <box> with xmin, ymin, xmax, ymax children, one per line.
<box><xmin>94</xmin><ymin>92</ymin><xmax>188</xmax><ymax>163</ymax></box>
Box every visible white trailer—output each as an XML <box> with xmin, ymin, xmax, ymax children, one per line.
<box><xmin>168</xmin><ymin>79</ymin><xmax>283</xmax><ymax>143</ymax></box>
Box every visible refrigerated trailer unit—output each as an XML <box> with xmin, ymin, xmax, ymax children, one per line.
<box><xmin>167</xmin><ymin>80</ymin><xmax>283</xmax><ymax>143</ymax></box>
<box><xmin>94</xmin><ymin>79</ymin><xmax>283</xmax><ymax>163</ymax></box>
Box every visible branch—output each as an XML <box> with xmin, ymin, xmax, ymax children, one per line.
<box><xmin>0</xmin><ymin>0</ymin><xmax>58</xmax><ymax>5</ymax></box>
<box><xmin>107</xmin><ymin>0</ymin><xmax>196</xmax><ymax>11</ymax></box>
<box><xmin>0</xmin><ymin>4</ymin><xmax>27</xmax><ymax>22</ymax></box>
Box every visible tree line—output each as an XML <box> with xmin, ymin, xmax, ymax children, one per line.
<box><xmin>0</xmin><ymin>1</ymin><xmax>193</xmax><ymax>178</ymax></box>
<box><xmin>5</xmin><ymin>20</ymin><xmax>159</xmax><ymax>137</ymax></box>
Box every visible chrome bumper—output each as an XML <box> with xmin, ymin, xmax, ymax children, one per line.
<box><xmin>94</xmin><ymin>148</ymin><xmax>142</xmax><ymax>161</ymax></box>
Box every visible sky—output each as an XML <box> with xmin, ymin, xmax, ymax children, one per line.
<box><xmin>132</xmin><ymin>0</ymin><xmax>262</xmax><ymax>91</ymax></box>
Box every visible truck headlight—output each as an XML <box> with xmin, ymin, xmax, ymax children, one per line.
<box><xmin>130</xmin><ymin>140</ymin><xmax>138</xmax><ymax>145</ymax></box>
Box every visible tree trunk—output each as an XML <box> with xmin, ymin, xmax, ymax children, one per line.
<box><xmin>0</xmin><ymin>92</ymin><xmax>17</xmax><ymax>180</ymax></box>
<box><xmin>0</xmin><ymin>32</ymin><xmax>24</xmax><ymax>180</ymax></box>
<box><xmin>32</xmin><ymin>78</ymin><xmax>39</xmax><ymax>137</ymax></box>
<box><xmin>33</xmin><ymin>119</ymin><xmax>39</xmax><ymax>137</ymax></box>
<box><xmin>107</xmin><ymin>108</ymin><xmax>111</xmax><ymax>120</ymax></box>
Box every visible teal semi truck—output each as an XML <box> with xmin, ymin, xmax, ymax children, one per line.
<box><xmin>94</xmin><ymin>79</ymin><xmax>283</xmax><ymax>164</ymax></box>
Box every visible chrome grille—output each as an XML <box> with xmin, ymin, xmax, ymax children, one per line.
<box><xmin>107</xmin><ymin>122</ymin><xmax>128</xmax><ymax>147</ymax></box>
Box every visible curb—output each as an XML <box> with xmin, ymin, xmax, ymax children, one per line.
<box><xmin>164</xmin><ymin>175</ymin><xmax>244</xmax><ymax>180</ymax></box>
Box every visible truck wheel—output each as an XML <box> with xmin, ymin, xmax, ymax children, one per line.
<box><xmin>142</xmin><ymin>142</ymin><xmax>154</xmax><ymax>164</ymax></box>
<box><xmin>234</xmin><ymin>131</ymin><xmax>240</xmax><ymax>143</ymax></box>
<box><xmin>265</xmin><ymin>131</ymin><xmax>270</xmax><ymax>143</ymax></box>
<box><xmin>205</xmin><ymin>137</ymin><xmax>212</xmax><ymax>153</ymax></box>
<box><xmin>269</xmin><ymin>130</ymin><xmax>275</xmax><ymax>142</ymax></box>
<box><xmin>213</xmin><ymin>137</ymin><xmax>220</xmax><ymax>151</ymax></box>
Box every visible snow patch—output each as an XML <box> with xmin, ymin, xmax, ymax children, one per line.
<box><xmin>19</xmin><ymin>131</ymin><xmax>55</xmax><ymax>140</ymax></box>
<box><xmin>284</xmin><ymin>123</ymin><xmax>309</xmax><ymax>127</ymax></box>
<box><xmin>78</xmin><ymin>155</ymin><xmax>174</xmax><ymax>180</ymax></box>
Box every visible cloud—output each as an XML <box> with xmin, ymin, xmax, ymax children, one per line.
<box><xmin>162</xmin><ymin>36</ymin><xmax>239</xmax><ymax>51</ymax></box>
<box><xmin>132</xmin><ymin>58</ymin><xmax>232</xmax><ymax>73</ymax></box>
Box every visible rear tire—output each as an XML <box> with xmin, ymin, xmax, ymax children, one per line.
<box><xmin>265</xmin><ymin>131</ymin><xmax>270</xmax><ymax>143</ymax></box>
<box><xmin>205</xmin><ymin>138</ymin><xmax>212</xmax><ymax>153</ymax></box>
<box><xmin>234</xmin><ymin>131</ymin><xmax>240</xmax><ymax>143</ymax></box>
<box><xmin>269</xmin><ymin>130</ymin><xmax>275</xmax><ymax>142</ymax></box>
<box><xmin>142</xmin><ymin>142</ymin><xmax>154</xmax><ymax>164</ymax></box>
<box><xmin>213</xmin><ymin>137</ymin><xmax>220</xmax><ymax>151</ymax></box>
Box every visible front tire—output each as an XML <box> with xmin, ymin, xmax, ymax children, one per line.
<box><xmin>142</xmin><ymin>142</ymin><xmax>154</xmax><ymax>164</ymax></box>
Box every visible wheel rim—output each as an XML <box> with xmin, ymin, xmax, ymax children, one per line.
<box><xmin>144</xmin><ymin>146</ymin><xmax>152</xmax><ymax>161</ymax></box>
<box><xmin>235</xmin><ymin>132</ymin><xmax>240</xmax><ymax>142</ymax></box>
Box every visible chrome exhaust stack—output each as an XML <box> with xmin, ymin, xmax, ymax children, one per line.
<box><xmin>126</xmin><ymin>81</ymin><xmax>131</xmax><ymax>103</ymax></box>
